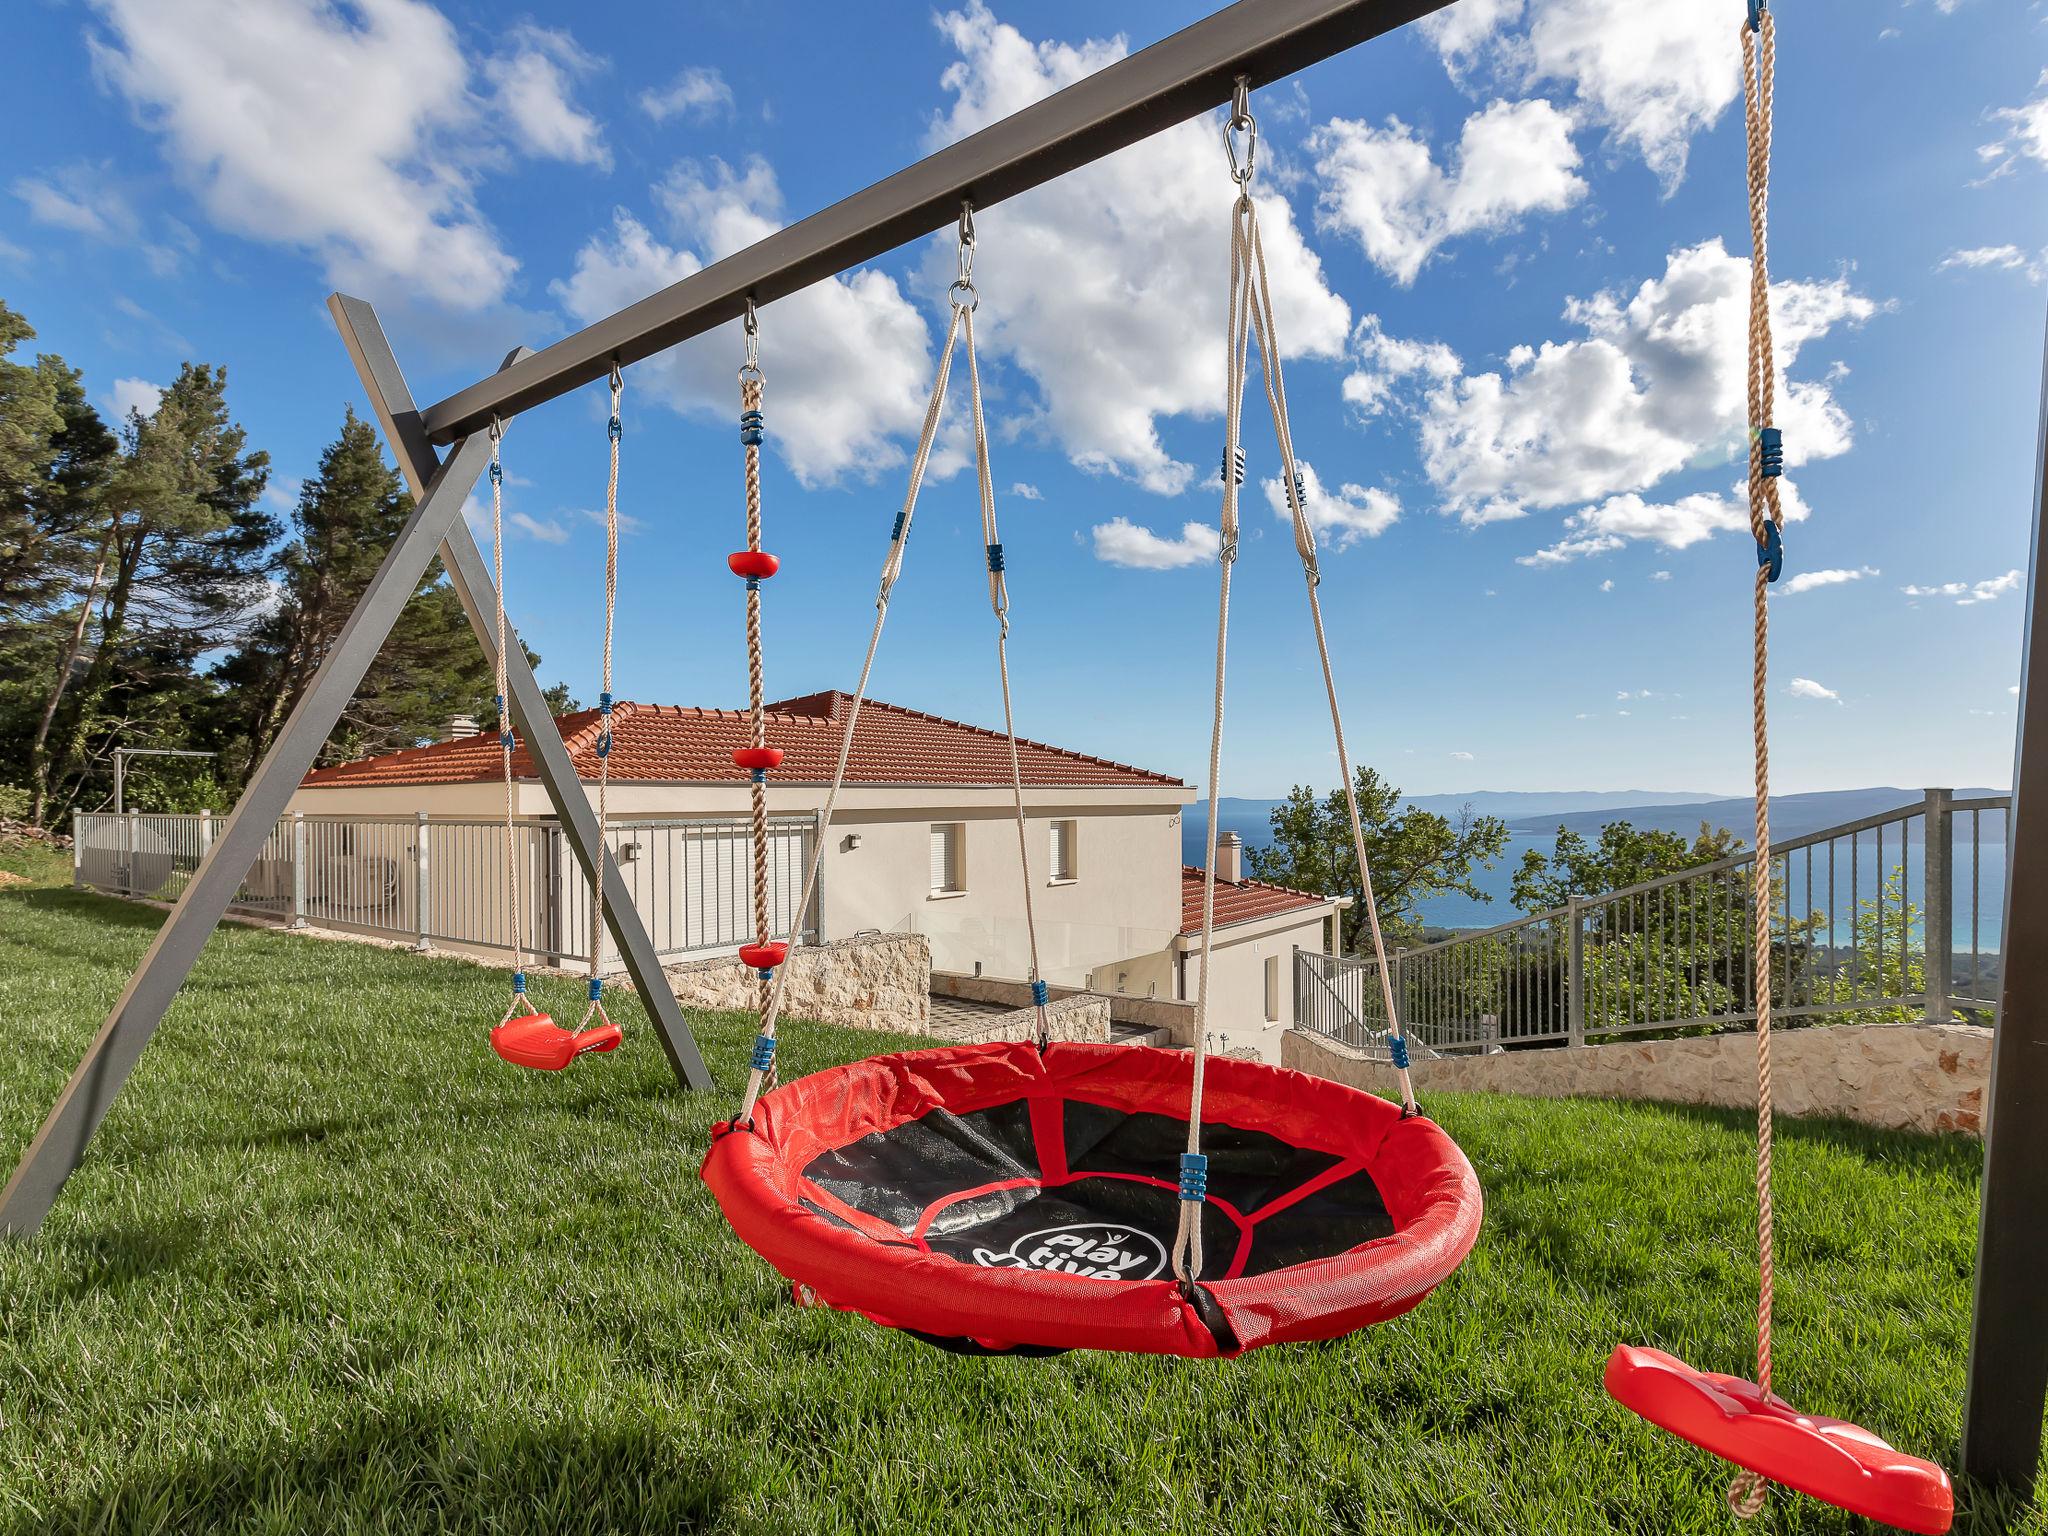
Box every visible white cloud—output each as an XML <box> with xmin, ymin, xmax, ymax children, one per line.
<box><xmin>261</xmin><ymin>475</ymin><xmax>304</xmax><ymax>515</ymax></box>
<box><xmin>1780</xmin><ymin>564</ymin><xmax>1878</xmax><ymax>595</ymax></box>
<box><xmin>1519</xmin><ymin>477</ymin><xmax>1810</xmax><ymax>566</ymax></box>
<box><xmin>1979</xmin><ymin>72</ymin><xmax>2048</xmax><ymax>181</ymax></box>
<box><xmin>1901</xmin><ymin>569</ymin><xmax>2025</xmax><ymax>606</ymax></box>
<box><xmin>1788</xmin><ymin>677</ymin><xmax>1841</xmax><ymax>703</ymax></box>
<box><xmin>84</xmin><ymin>0</ymin><xmax>550</xmax><ymax>309</ymax></box>
<box><xmin>484</xmin><ymin>25</ymin><xmax>610</xmax><ymax>170</ymax></box>
<box><xmin>1936</xmin><ymin>244</ymin><xmax>2047</xmax><ymax>282</ymax></box>
<box><xmin>1342</xmin><ymin>314</ymin><xmax>1461</xmax><ymax>418</ymax></box>
<box><xmin>1600</xmin><ymin>578</ymin><xmax>1614</xmax><ymax>592</ymax></box>
<box><xmin>1009</xmin><ymin>481</ymin><xmax>1043</xmax><ymax>500</ymax></box>
<box><xmin>638</xmin><ymin>66</ymin><xmax>733</xmax><ymax>124</ymax></box>
<box><xmin>1260</xmin><ymin>460</ymin><xmax>1399</xmax><ymax>548</ymax></box>
<box><xmin>1090</xmin><ymin>516</ymin><xmax>1219</xmax><ymax>570</ymax></box>
<box><xmin>1307</xmin><ymin>98</ymin><xmax>1586</xmax><ymax>285</ymax></box>
<box><xmin>1355</xmin><ymin>240</ymin><xmax>1875</xmax><ymax>533</ymax></box>
<box><xmin>10</xmin><ymin>161</ymin><xmax>139</xmax><ymax>241</ymax></box>
<box><xmin>1422</xmin><ymin>0</ymin><xmax>1740</xmax><ymax>190</ymax></box>
<box><xmin>554</xmin><ymin>158</ymin><xmax>931</xmax><ymax>487</ymax></box>
<box><xmin>509</xmin><ymin>510</ymin><xmax>569</xmax><ymax>544</ymax></box>
<box><xmin>1651</xmin><ymin>569</ymin><xmax>1671</xmax><ymax>581</ymax></box>
<box><xmin>104</xmin><ymin>376</ymin><xmax>163</xmax><ymax>422</ymax></box>
<box><xmin>1450</xmin><ymin>750</ymin><xmax>1475</xmax><ymax>761</ymax></box>
<box><xmin>919</xmin><ymin>4</ymin><xmax>1349</xmax><ymax>495</ymax></box>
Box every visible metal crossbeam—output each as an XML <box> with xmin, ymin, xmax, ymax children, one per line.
<box><xmin>330</xmin><ymin>296</ymin><xmax>712</xmax><ymax>1092</ymax></box>
<box><xmin>416</xmin><ymin>0</ymin><xmax>1455</xmax><ymax>444</ymax></box>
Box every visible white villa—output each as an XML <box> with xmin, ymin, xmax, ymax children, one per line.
<box><xmin>288</xmin><ymin>690</ymin><xmax>1342</xmax><ymax>1044</ymax></box>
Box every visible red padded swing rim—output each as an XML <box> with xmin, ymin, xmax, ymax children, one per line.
<box><xmin>1605</xmin><ymin>1346</ymin><xmax>1954</xmax><ymax>1535</ymax></box>
<box><xmin>701</xmin><ymin>1041</ymin><xmax>1482</xmax><ymax>1356</ymax></box>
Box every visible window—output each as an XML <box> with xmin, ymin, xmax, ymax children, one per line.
<box><xmin>1264</xmin><ymin>954</ymin><xmax>1282</xmax><ymax>1023</ymax></box>
<box><xmin>929</xmin><ymin>823</ymin><xmax>964</xmax><ymax>894</ymax></box>
<box><xmin>1049</xmin><ymin>819</ymin><xmax>1077</xmax><ymax>882</ymax></box>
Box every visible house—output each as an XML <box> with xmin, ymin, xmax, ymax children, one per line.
<box><xmin>290</xmin><ymin>691</ymin><xmax>1342</xmax><ymax>1047</ymax></box>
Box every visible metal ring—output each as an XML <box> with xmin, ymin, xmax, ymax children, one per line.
<box><xmin>949</xmin><ymin>277</ymin><xmax>978</xmax><ymax>313</ymax></box>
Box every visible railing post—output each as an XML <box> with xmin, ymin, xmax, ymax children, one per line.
<box><xmin>198</xmin><ymin>808</ymin><xmax>212</xmax><ymax>865</ymax></box>
<box><xmin>290</xmin><ymin>812</ymin><xmax>307</xmax><ymax>928</ymax></box>
<box><xmin>812</xmin><ymin>808</ymin><xmax>827</xmax><ymax>942</ymax></box>
<box><xmin>413</xmin><ymin>811</ymin><xmax>432</xmax><ymax>951</ymax></box>
<box><xmin>1924</xmin><ymin>787</ymin><xmax>1953</xmax><ymax>1026</ymax></box>
<box><xmin>124</xmin><ymin>811</ymin><xmax>138</xmax><ymax>896</ymax></box>
<box><xmin>70</xmin><ymin>810</ymin><xmax>82</xmax><ymax>888</ymax></box>
<box><xmin>1566</xmin><ymin>897</ymin><xmax>1586</xmax><ymax>1049</ymax></box>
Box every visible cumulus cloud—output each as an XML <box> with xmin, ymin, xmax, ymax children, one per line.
<box><xmin>1787</xmin><ymin>677</ymin><xmax>1841</xmax><ymax>703</ymax></box>
<box><xmin>1341</xmin><ymin>315</ymin><xmax>1461</xmax><ymax>417</ymax></box>
<box><xmin>1009</xmin><ymin>482</ymin><xmax>1043</xmax><ymax>500</ymax></box>
<box><xmin>918</xmin><ymin>4</ymin><xmax>1349</xmax><ymax>495</ymax></box>
<box><xmin>484</xmin><ymin>24</ymin><xmax>610</xmax><ymax>170</ymax></box>
<box><xmin>1519</xmin><ymin>477</ymin><xmax>1809</xmax><ymax>565</ymax></box>
<box><xmin>1936</xmin><ymin>244</ymin><xmax>2047</xmax><ymax>282</ymax></box>
<box><xmin>638</xmin><ymin>66</ymin><xmax>733</xmax><ymax>124</ymax></box>
<box><xmin>1352</xmin><ymin>240</ymin><xmax>1876</xmax><ymax>538</ymax></box>
<box><xmin>1450</xmin><ymin>750</ymin><xmax>1475</xmax><ymax>761</ymax></box>
<box><xmin>1421</xmin><ymin>0</ymin><xmax>1740</xmax><ymax>190</ymax></box>
<box><xmin>103</xmin><ymin>376</ymin><xmax>164</xmax><ymax>422</ymax></box>
<box><xmin>1259</xmin><ymin>460</ymin><xmax>1399</xmax><ymax>548</ymax></box>
<box><xmin>1979</xmin><ymin>72</ymin><xmax>2048</xmax><ymax>181</ymax></box>
<box><xmin>1307</xmin><ymin>98</ymin><xmax>1586</xmax><ymax>284</ymax></box>
<box><xmin>1780</xmin><ymin>564</ymin><xmax>1878</xmax><ymax>595</ymax></box>
<box><xmin>1901</xmin><ymin>569</ymin><xmax>2026</xmax><ymax>606</ymax></box>
<box><xmin>554</xmin><ymin>159</ymin><xmax>931</xmax><ymax>487</ymax></box>
<box><xmin>1090</xmin><ymin>517</ymin><xmax>1220</xmax><ymax>570</ymax></box>
<box><xmin>509</xmin><ymin>510</ymin><xmax>569</xmax><ymax>544</ymax></box>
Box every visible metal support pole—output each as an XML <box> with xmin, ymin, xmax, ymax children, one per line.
<box><xmin>1566</xmin><ymin>897</ymin><xmax>1585</xmax><ymax>1049</ymax></box>
<box><xmin>414</xmin><ymin>810</ymin><xmax>431</xmax><ymax>952</ymax></box>
<box><xmin>113</xmin><ymin>753</ymin><xmax>125</xmax><ymax>817</ymax></box>
<box><xmin>124</xmin><ymin>812</ymin><xmax>137</xmax><ymax>896</ymax></box>
<box><xmin>1961</xmin><ymin>320</ymin><xmax>2048</xmax><ymax>1494</ymax></box>
<box><xmin>1923</xmin><ymin>788</ymin><xmax>1952</xmax><ymax>1026</ymax></box>
<box><xmin>70</xmin><ymin>810</ymin><xmax>80</xmax><ymax>888</ymax></box>
<box><xmin>290</xmin><ymin>812</ymin><xmax>307</xmax><ymax>929</ymax></box>
<box><xmin>0</xmin><ymin>422</ymin><xmax>497</xmax><ymax>1237</ymax></box>
<box><xmin>328</xmin><ymin>294</ymin><xmax>710</xmax><ymax>1090</ymax></box>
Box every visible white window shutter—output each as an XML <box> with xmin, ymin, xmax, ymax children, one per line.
<box><xmin>930</xmin><ymin>825</ymin><xmax>955</xmax><ymax>891</ymax></box>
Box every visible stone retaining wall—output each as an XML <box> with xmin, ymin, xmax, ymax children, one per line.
<box><xmin>666</xmin><ymin>933</ymin><xmax>929</xmax><ymax>1035</ymax></box>
<box><xmin>940</xmin><ymin>993</ymin><xmax>1114</xmax><ymax>1046</ymax></box>
<box><xmin>931</xmin><ymin>971</ymin><xmax>1198</xmax><ymax>1045</ymax></box>
<box><xmin>1283</xmin><ymin>1021</ymin><xmax>1993</xmax><ymax>1136</ymax></box>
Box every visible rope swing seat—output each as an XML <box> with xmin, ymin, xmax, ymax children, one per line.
<box><xmin>704</xmin><ymin>105</ymin><xmax>1481</xmax><ymax>1358</ymax></box>
<box><xmin>1602</xmin><ymin>9</ymin><xmax>1953</xmax><ymax>1532</ymax></box>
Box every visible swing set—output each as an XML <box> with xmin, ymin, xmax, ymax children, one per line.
<box><xmin>4</xmin><ymin>1</ymin><xmax>2044</xmax><ymax>1527</ymax></box>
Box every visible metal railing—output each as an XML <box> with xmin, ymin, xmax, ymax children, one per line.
<box><xmin>73</xmin><ymin>809</ymin><xmax>820</xmax><ymax>967</ymax></box>
<box><xmin>1296</xmin><ymin>788</ymin><xmax>2008</xmax><ymax>1059</ymax></box>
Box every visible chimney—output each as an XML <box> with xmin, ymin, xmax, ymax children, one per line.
<box><xmin>1216</xmin><ymin>830</ymin><xmax>1244</xmax><ymax>885</ymax></box>
<box><xmin>444</xmin><ymin>714</ymin><xmax>480</xmax><ymax>742</ymax></box>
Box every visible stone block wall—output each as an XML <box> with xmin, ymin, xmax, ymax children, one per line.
<box><xmin>1283</xmin><ymin>1021</ymin><xmax>1993</xmax><ymax>1137</ymax></box>
<box><xmin>666</xmin><ymin>933</ymin><xmax>930</xmax><ymax>1035</ymax></box>
<box><xmin>931</xmin><ymin>970</ymin><xmax>1198</xmax><ymax>1044</ymax></box>
<box><xmin>940</xmin><ymin>993</ymin><xmax>1114</xmax><ymax>1046</ymax></box>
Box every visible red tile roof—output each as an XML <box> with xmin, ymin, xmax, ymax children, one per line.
<box><xmin>1179</xmin><ymin>866</ymin><xmax>1335</xmax><ymax>934</ymax></box>
<box><xmin>300</xmin><ymin>691</ymin><xmax>1183</xmax><ymax>790</ymax></box>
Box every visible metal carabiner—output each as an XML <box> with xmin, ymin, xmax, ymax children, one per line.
<box><xmin>957</xmin><ymin>200</ymin><xmax>977</xmax><ymax>284</ymax></box>
<box><xmin>1226</xmin><ymin>76</ymin><xmax>1257</xmax><ymax>186</ymax></box>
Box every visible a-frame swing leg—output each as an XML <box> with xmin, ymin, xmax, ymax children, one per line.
<box><xmin>328</xmin><ymin>295</ymin><xmax>710</xmax><ymax>1095</ymax></box>
<box><xmin>0</xmin><ymin>389</ymin><xmax>504</xmax><ymax>1237</ymax></box>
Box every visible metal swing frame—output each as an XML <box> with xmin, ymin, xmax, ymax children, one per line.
<box><xmin>1</xmin><ymin>0</ymin><xmax>2042</xmax><ymax>1496</ymax></box>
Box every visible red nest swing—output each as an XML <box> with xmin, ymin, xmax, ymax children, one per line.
<box><xmin>702</xmin><ymin>1040</ymin><xmax>1482</xmax><ymax>1357</ymax></box>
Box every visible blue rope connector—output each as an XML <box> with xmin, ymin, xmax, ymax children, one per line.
<box><xmin>1747</xmin><ymin>0</ymin><xmax>1765</xmax><ymax>32</ymax></box>
<box><xmin>500</xmin><ymin>731</ymin><xmax>515</xmax><ymax>748</ymax></box>
<box><xmin>740</xmin><ymin>409</ymin><xmax>765</xmax><ymax>447</ymax></box>
<box><xmin>495</xmin><ymin>693</ymin><xmax>505</xmax><ymax>712</ymax></box>
<box><xmin>1179</xmin><ymin>1152</ymin><xmax>1209</xmax><ymax>1202</ymax></box>
<box><xmin>1291</xmin><ymin>470</ymin><xmax>1307</xmax><ymax>508</ymax></box>
<box><xmin>1757</xmin><ymin>426</ymin><xmax>1784</xmax><ymax>479</ymax></box>
<box><xmin>599</xmin><ymin>692</ymin><xmax>612</xmax><ymax>713</ymax></box>
<box><xmin>1031</xmin><ymin>980</ymin><xmax>1049</xmax><ymax>1007</ymax></box>
<box><xmin>890</xmin><ymin>509</ymin><xmax>907</xmax><ymax>542</ymax></box>
<box><xmin>588</xmin><ymin>978</ymin><xmax>604</xmax><ymax>1001</ymax></box>
<box><xmin>745</xmin><ymin>575</ymin><xmax>760</xmax><ymax>592</ymax></box>
<box><xmin>512</xmin><ymin>971</ymin><xmax>527</xmax><ymax>994</ymax></box>
<box><xmin>986</xmin><ymin>542</ymin><xmax>1005</xmax><ymax>573</ymax></box>
<box><xmin>750</xmin><ymin>1035</ymin><xmax>777</xmax><ymax>1072</ymax></box>
<box><xmin>608</xmin><ymin>413</ymin><xmax>622</xmax><ymax>442</ymax></box>
<box><xmin>1758</xmin><ymin>520</ymin><xmax>1784</xmax><ymax>584</ymax></box>
<box><xmin>751</xmin><ymin>767</ymin><xmax>766</xmax><ymax>784</ymax></box>
<box><xmin>1220</xmin><ymin>446</ymin><xmax>1245</xmax><ymax>486</ymax></box>
<box><xmin>1388</xmin><ymin>1034</ymin><xmax>1411</xmax><ymax>1070</ymax></box>
<box><xmin>595</xmin><ymin>730</ymin><xmax>611</xmax><ymax>758</ymax></box>
<box><xmin>757</xmin><ymin>968</ymin><xmax>776</xmax><ymax>982</ymax></box>
<box><xmin>489</xmin><ymin>460</ymin><xmax>502</xmax><ymax>485</ymax></box>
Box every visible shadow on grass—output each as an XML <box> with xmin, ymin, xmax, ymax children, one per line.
<box><xmin>14</xmin><ymin>1415</ymin><xmax>730</xmax><ymax>1536</ymax></box>
<box><xmin>51</xmin><ymin>1219</ymin><xmax>207</xmax><ymax>1300</ymax></box>
<box><xmin>1624</xmin><ymin>1097</ymin><xmax>1985</xmax><ymax>1179</ymax></box>
<box><xmin>5</xmin><ymin>884</ymin><xmax>168</xmax><ymax>931</ymax></box>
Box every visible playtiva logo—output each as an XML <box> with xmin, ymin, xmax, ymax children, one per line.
<box><xmin>971</xmin><ymin>1222</ymin><xmax>1168</xmax><ymax>1280</ymax></box>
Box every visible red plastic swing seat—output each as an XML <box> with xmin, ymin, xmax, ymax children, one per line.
<box><xmin>1604</xmin><ymin>1346</ymin><xmax>1954</xmax><ymax>1534</ymax></box>
<box><xmin>490</xmin><ymin>1010</ymin><xmax>623</xmax><ymax>1072</ymax></box>
<box><xmin>703</xmin><ymin>1041</ymin><xmax>1482</xmax><ymax>1357</ymax></box>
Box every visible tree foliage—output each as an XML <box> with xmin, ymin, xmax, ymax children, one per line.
<box><xmin>1511</xmin><ymin>820</ymin><xmax>1744</xmax><ymax>913</ymax></box>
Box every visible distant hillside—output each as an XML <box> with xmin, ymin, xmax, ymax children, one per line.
<box><xmin>1506</xmin><ymin>786</ymin><xmax>2007</xmax><ymax>842</ymax></box>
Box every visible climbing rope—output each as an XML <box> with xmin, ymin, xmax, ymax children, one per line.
<box><xmin>958</xmin><ymin>203</ymin><xmax>1054</xmax><ymax>1050</ymax></box>
<box><xmin>734</xmin><ymin>244</ymin><xmax>974</xmax><ymax>1128</ymax></box>
<box><xmin>1173</xmin><ymin>79</ymin><xmax>1420</xmax><ymax>1288</ymax></box>
<box><xmin>1731</xmin><ymin>2</ymin><xmax>1784</xmax><ymax>1520</ymax></box>
<box><xmin>735</xmin><ymin>303</ymin><xmax>779</xmax><ymax>1088</ymax></box>
<box><xmin>574</xmin><ymin>364</ymin><xmax>624</xmax><ymax>1042</ymax></box>
<box><xmin>489</xmin><ymin>419</ymin><xmax>535</xmax><ymax>1024</ymax></box>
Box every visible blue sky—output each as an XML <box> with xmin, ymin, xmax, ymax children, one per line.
<box><xmin>5</xmin><ymin>0</ymin><xmax>2045</xmax><ymax>799</ymax></box>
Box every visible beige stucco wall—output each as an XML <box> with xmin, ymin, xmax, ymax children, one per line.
<box><xmin>1173</xmin><ymin>911</ymin><xmax>1337</xmax><ymax>1062</ymax></box>
<box><xmin>1283</xmin><ymin>1022</ymin><xmax>1994</xmax><ymax>1136</ymax></box>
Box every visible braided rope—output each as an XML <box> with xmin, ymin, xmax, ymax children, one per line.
<box><xmin>734</xmin><ymin>302</ymin><xmax>967</xmax><ymax>1125</ymax></box>
<box><xmin>961</xmin><ymin>297</ymin><xmax>1051</xmax><ymax>1050</ymax></box>
<box><xmin>577</xmin><ymin>370</ymin><xmax>622</xmax><ymax>1037</ymax></box>
<box><xmin>1730</xmin><ymin>9</ymin><xmax>1780</xmax><ymax>1519</ymax></box>
<box><xmin>1237</xmin><ymin>190</ymin><xmax>1416</xmax><ymax>1114</ymax></box>
<box><xmin>489</xmin><ymin>422</ymin><xmax>531</xmax><ymax>1024</ymax></box>
<box><xmin>742</xmin><ymin>366</ymin><xmax>773</xmax><ymax>1043</ymax></box>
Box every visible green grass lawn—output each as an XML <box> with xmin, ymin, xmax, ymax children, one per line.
<box><xmin>0</xmin><ymin>841</ymin><xmax>2040</xmax><ymax>1535</ymax></box>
